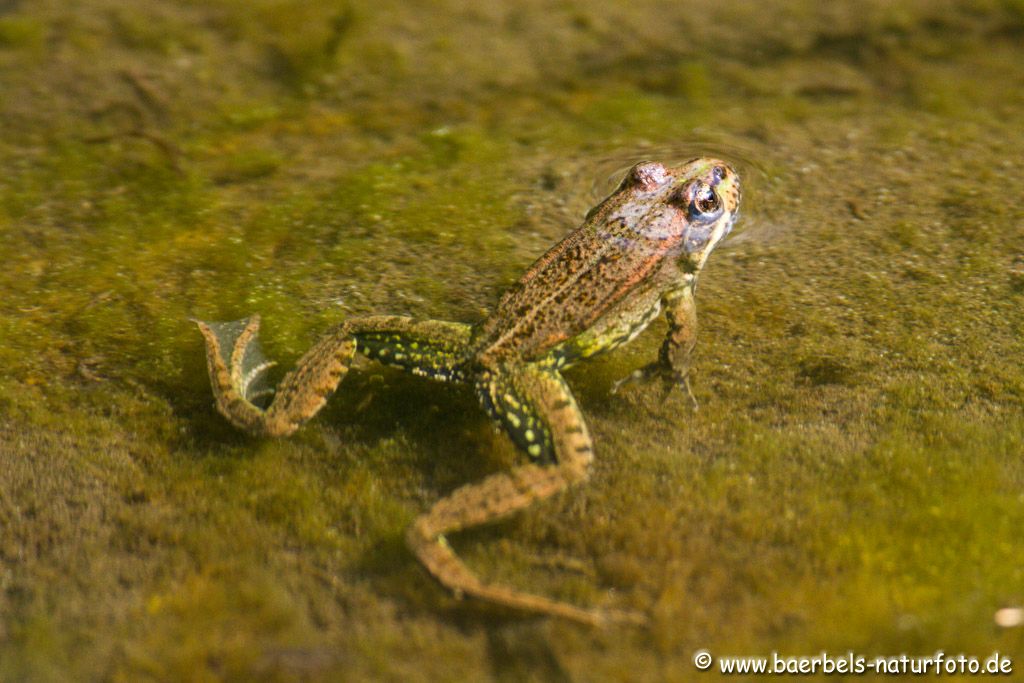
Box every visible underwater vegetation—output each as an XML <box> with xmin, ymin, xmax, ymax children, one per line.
<box><xmin>1</xmin><ymin>0</ymin><xmax>1023</xmax><ymax>679</ymax></box>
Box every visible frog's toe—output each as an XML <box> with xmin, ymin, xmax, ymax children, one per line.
<box><xmin>599</xmin><ymin>606</ymin><xmax>650</xmax><ymax>629</ymax></box>
<box><xmin>612</xmin><ymin>362</ymin><xmax>699</xmax><ymax>410</ymax></box>
<box><xmin>679</xmin><ymin>374</ymin><xmax>699</xmax><ymax>412</ymax></box>
<box><xmin>611</xmin><ymin>362</ymin><xmax>672</xmax><ymax>395</ymax></box>
<box><xmin>610</xmin><ymin>367</ymin><xmax>647</xmax><ymax>395</ymax></box>
<box><xmin>652</xmin><ymin>369</ymin><xmax>699</xmax><ymax>410</ymax></box>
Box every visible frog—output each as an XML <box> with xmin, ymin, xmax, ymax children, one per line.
<box><xmin>194</xmin><ymin>157</ymin><xmax>741</xmax><ymax>626</ymax></box>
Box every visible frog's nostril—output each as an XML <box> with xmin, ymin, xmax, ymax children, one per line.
<box><xmin>712</xmin><ymin>166</ymin><xmax>727</xmax><ymax>183</ymax></box>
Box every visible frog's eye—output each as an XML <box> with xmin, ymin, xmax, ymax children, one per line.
<box><xmin>686</xmin><ymin>181</ymin><xmax>722</xmax><ymax>220</ymax></box>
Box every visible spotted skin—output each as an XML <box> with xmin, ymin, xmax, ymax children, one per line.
<box><xmin>356</xmin><ymin>331</ymin><xmax>469</xmax><ymax>383</ymax></box>
<box><xmin>195</xmin><ymin>158</ymin><xmax>741</xmax><ymax>626</ymax></box>
<box><xmin>477</xmin><ymin>366</ymin><xmax>559</xmax><ymax>464</ymax></box>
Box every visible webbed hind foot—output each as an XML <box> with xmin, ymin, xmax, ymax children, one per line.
<box><xmin>194</xmin><ymin>315</ymin><xmax>357</xmax><ymax>436</ymax></box>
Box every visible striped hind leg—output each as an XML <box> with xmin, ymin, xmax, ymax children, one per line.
<box><xmin>406</xmin><ymin>364</ymin><xmax>635</xmax><ymax>626</ymax></box>
<box><xmin>194</xmin><ymin>315</ymin><xmax>472</xmax><ymax>437</ymax></box>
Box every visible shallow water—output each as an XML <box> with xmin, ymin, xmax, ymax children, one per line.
<box><xmin>2</xmin><ymin>1</ymin><xmax>1023</xmax><ymax>680</ymax></box>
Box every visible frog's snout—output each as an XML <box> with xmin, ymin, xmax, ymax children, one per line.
<box><xmin>706</xmin><ymin>160</ymin><xmax>741</xmax><ymax>213</ymax></box>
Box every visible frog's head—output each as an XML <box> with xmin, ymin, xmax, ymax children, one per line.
<box><xmin>619</xmin><ymin>158</ymin><xmax>741</xmax><ymax>272</ymax></box>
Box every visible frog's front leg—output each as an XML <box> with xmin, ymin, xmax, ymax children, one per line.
<box><xmin>406</xmin><ymin>364</ymin><xmax>634</xmax><ymax>626</ymax></box>
<box><xmin>195</xmin><ymin>315</ymin><xmax>472</xmax><ymax>436</ymax></box>
<box><xmin>612</xmin><ymin>285</ymin><xmax>700</xmax><ymax>407</ymax></box>
<box><xmin>656</xmin><ymin>286</ymin><xmax>700</xmax><ymax>407</ymax></box>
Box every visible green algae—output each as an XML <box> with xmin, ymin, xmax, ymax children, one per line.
<box><xmin>2</xmin><ymin>1</ymin><xmax>1024</xmax><ymax>680</ymax></box>
<box><xmin>0</xmin><ymin>16</ymin><xmax>45</xmax><ymax>51</ymax></box>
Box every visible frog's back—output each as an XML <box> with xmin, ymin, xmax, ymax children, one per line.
<box><xmin>474</xmin><ymin>230</ymin><xmax>631</xmax><ymax>361</ymax></box>
<box><xmin>474</xmin><ymin>201</ymin><xmax>680</xmax><ymax>363</ymax></box>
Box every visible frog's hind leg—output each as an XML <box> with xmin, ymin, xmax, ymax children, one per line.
<box><xmin>407</xmin><ymin>364</ymin><xmax>632</xmax><ymax>626</ymax></box>
<box><xmin>195</xmin><ymin>315</ymin><xmax>472</xmax><ymax>437</ymax></box>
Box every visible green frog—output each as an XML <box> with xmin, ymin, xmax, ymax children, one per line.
<box><xmin>195</xmin><ymin>157</ymin><xmax>741</xmax><ymax>626</ymax></box>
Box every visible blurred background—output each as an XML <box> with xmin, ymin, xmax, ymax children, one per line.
<box><xmin>1</xmin><ymin>1</ymin><xmax>1023</xmax><ymax>679</ymax></box>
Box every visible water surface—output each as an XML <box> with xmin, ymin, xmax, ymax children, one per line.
<box><xmin>1</xmin><ymin>1</ymin><xmax>1023</xmax><ymax>679</ymax></box>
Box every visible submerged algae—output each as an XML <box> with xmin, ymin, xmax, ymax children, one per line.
<box><xmin>1</xmin><ymin>0</ymin><xmax>1024</xmax><ymax>680</ymax></box>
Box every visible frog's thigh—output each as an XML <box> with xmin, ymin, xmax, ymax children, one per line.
<box><xmin>352</xmin><ymin>319</ymin><xmax>473</xmax><ymax>382</ymax></box>
<box><xmin>267</xmin><ymin>316</ymin><xmax>472</xmax><ymax>428</ymax></box>
<box><xmin>407</xmin><ymin>365</ymin><xmax>599</xmax><ymax>624</ymax></box>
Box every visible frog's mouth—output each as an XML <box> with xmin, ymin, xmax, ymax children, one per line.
<box><xmin>723</xmin><ymin>207</ymin><xmax>739</xmax><ymax>238</ymax></box>
<box><xmin>682</xmin><ymin>206</ymin><xmax>737</xmax><ymax>255</ymax></box>
<box><xmin>683</xmin><ymin>223</ymin><xmax>715</xmax><ymax>254</ymax></box>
